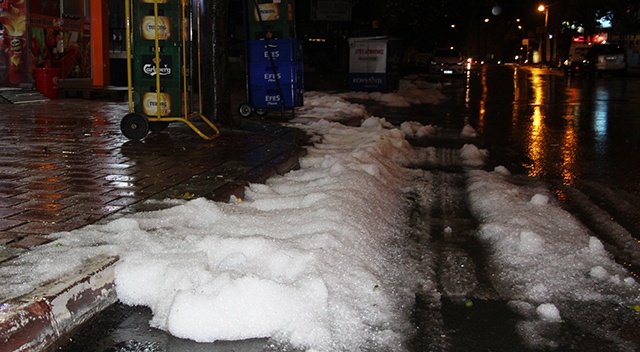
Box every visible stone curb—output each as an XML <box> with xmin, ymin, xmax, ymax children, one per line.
<box><xmin>0</xmin><ymin>255</ymin><xmax>119</xmax><ymax>352</ymax></box>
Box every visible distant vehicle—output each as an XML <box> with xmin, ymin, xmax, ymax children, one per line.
<box><xmin>563</xmin><ymin>42</ymin><xmax>592</xmax><ymax>76</ymax></box>
<box><xmin>583</xmin><ymin>44</ymin><xmax>627</xmax><ymax>77</ymax></box>
<box><xmin>429</xmin><ymin>49</ymin><xmax>466</xmax><ymax>75</ymax></box>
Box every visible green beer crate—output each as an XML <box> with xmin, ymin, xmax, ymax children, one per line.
<box><xmin>132</xmin><ymin>44</ymin><xmax>182</xmax><ymax>86</ymax></box>
<box><xmin>132</xmin><ymin>0</ymin><xmax>182</xmax><ymax>20</ymax></box>
<box><xmin>247</xmin><ymin>0</ymin><xmax>295</xmax><ymax>23</ymax></box>
<box><xmin>132</xmin><ymin>2</ymin><xmax>182</xmax><ymax>43</ymax></box>
<box><xmin>133</xmin><ymin>45</ymin><xmax>183</xmax><ymax>117</ymax></box>
<box><xmin>248</xmin><ymin>21</ymin><xmax>295</xmax><ymax>40</ymax></box>
<box><xmin>133</xmin><ymin>83</ymin><xmax>183</xmax><ymax>117</ymax></box>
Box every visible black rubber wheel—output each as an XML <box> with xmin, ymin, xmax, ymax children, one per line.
<box><xmin>255</xmin><ymin>109</ymin><xmax>268</xmax><ymax>117</ymax></box>
<box><xmin>120</xmin><ymin>113</ymin><xmax>149</xmax><ymax>140</ymax></box>
<box><xmin>238</xmin><ymin>103</ymin><xmax>253</xmax><ymax>117</ymax></box>
<box><xmin>149</xmin><ymin>121</ymin><xmax>169</xmax><ymax>132</ymax></box>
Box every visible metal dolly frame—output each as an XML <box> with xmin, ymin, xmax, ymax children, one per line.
<box><xmin>121</xmin><ymin>0</ymin><xmax>220</xmax><ymax>140</ymax></box>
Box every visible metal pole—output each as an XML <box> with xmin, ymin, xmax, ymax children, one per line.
<box><xmin>201</xmin><ymin>0</ymin><xmax>232</xmax><ymax>126</ymax></box>
<box><xmin>544</xmin><ymin>9</ymin><xmax>550</xmax><ymax>64</ymax></box>
<box><xmin>125</xmin><ymin>0</ymin><xmax>133</xmax><ymax>112</ymax></box>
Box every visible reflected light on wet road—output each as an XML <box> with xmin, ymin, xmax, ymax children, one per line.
<box><xmin>525</xmin><ymin>71</ymin><xmax>547</xmax><ymax>178</ymax></box>
<box><xmin>516</xmin><ymin>68</ymin><xmax>581</xmax><ymax>186</ymax></box>
<box><xmin>560</xmin><ymin>119</ymin><xmax>578</xmax><ymax>186</ymax></box>
<box><xmin>593</xmin><ymin>86</ymin><xmax>610</xmax><ymax>156</ymax></box>
<box><xmin>477</xmin><ymin>67</ymin><xmax>488</xmax><ymax>132</ymax></box>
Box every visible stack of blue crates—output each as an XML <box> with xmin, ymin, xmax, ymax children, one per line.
<box><xmin>247</xmin><ymin>39</ymin><xmax>304</xmax><ymax>110</ymax></box>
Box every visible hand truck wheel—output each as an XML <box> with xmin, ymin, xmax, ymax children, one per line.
<box><xmin>121</xmin><ymin>113</ymin><xmax>149</xmax><ymax>140</ymax></box>
<box><xmin>238</xmin><ymin>103</ymin><xmax>253</xmax><ymax>118</ymax></box>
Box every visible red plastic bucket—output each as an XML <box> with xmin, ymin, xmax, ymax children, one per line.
<box><xmin>34</xmin><ymin>68</ymin><xmax>61</xmax><ymax>99</ymax></box>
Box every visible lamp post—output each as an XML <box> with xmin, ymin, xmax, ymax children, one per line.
<box><xmin>538</xmin><ymin>4</ymin><xmax>550</xmax><ymax>64</ymax></box>
<box><xmin>484</xmin><ymin>18</ymin><xmax>490</xmax><ymax>62</ymax></box>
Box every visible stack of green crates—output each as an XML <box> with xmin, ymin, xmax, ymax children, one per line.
<box><xmin>132</xmin><ymin>0</ymin><xmax>183</xmax><ymax>117</ymax></box>
<box><xmin>247</xmin><ymin>0</ymin><xmax>296</xmax><ymax>40</ymax></box>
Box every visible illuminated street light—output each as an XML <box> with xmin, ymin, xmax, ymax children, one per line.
<box><xmin>538</xmin><ymin>4</ymin><xmax>550</xmax><ymax>64</ymax></box>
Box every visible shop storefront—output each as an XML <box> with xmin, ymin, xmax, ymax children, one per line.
<box><xmin>0</xmin><ymin>0</ymin><xmax>108</xmax><ymax>90</ymax></box>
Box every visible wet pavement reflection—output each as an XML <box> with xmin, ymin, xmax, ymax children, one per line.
<box><xmin>0</xmin><ymin>99</ymin><xmax>308</xmax><ymax>255</ymax></box>
<box><xmin>464</xmin><ymin>65</ymin><xmax>640</xmax><ymax>196</ymax></box>
<box><xmin>447</xmin><ymin>65</ymin><xmax>640</xmax><ymax>277</ymax></box>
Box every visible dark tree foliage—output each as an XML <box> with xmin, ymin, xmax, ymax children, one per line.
<box><xmin>379</xmin><ymin>0</ymin><xmax>491</xmax><ymax>49</ymax></box>
<box><xmin>611</xmin><ymin>1</ymin><xmax>640</xmax><ymax>32</ymax></box>
<box><xmin>378</xmin><ymin>0</ymin><xmax>639</xmax><ymax>47</ymax></box>
<box><xmin>371</xmin><ymin>0</ymin><xmax>638</xmax><ymax>63</ymax></box>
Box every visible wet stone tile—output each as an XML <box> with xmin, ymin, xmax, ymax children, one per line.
<box><xmin>63</xmin><ymin>185</ymin><xmax>104</xmax><ymax>193</ymax></box>
<box><xmin>0</xmin><ymin>197</ymin><xmax>28</xmax><ymax>207</ymax></box>
<box><xmin>99</xmin><ymin>163</ymin><xmax>136</xmax><ymax>169</ymax></box>
<box><xmin>0</xmin><ymin>219</ymin><xmax>27</xmax><ymax>232</ymax></box>
<box><xmin>7</xmin><ymin>214</ymin><xmax>95</xmax><ymax>235</ymax></box>
<box><xmin>102</xmin><ymin>189</ymin><xmax>141</xmax><ymax>198</ymax></box>
<box><xmin>108</xmin><ymin>181</ymin><xmax>140</xmax><ymax>189</ymax></box>
<box><xmin>54</xmin><ymin>214</ymin><xmax>105</xmax><ymax>231</ymax></box>
<box><xmin>8</xmin><ymin>209</ymin><xmax>75</xmax><ymax>223</ymax></box>
<box><xmin>0</xmin><ymin>166</ymin><xmax>27</xmax><ymax>175</ymax></box>
<box><xmin>12</xmin><ymin>200</ymin><xmax>70</xmax><ymax>212</ymax></box>
<box><xmin>18</xmin><ymin>182</ymin><xmax>70</xmax><ymax>192</ymax></box>
<box><xmin>64</xmin><ymin>204</ymin><xmax>123</xmax><ymax>216</ymax></box>
<box><xmin>66</xmin><ymin>194</ymin><xmax>119</xmax><ymax>204</ymax></box>
<box><xmin>102</xmin><ymin>174</ymin><xmax>137</xmax><ymax>183</ymax></box>
<box><xmin>19</xmin><ymin>176</ymin><xmax>65</xmax><ymax>183</ymax></box>
<box><xmin>107</xmin><ymin>197</ymin><xmax>140</xmax><ymax>207</ymax></box>
<box><xmin>7</xmin><ymin>235</ymin><xmax>54</xmax><ymax>249</ymax></box>
<box><xmin>0</xmin><ymin>189</ymin><xmax>27</xmax><ymax>198</ymax></box>
<box><xmin>0</xmin><ymin>173</ymin><xmax>23</xmax><ymax>181</ymax></box>
<box><xmin>64</xmin><ymin>172</ymin><xmax>102</xmax><ymax>179</ymax></box>
<box><xmin>0</xmin><ymin>207</ymin><xmax>31</xmax><ymax>217</ymax></box>
<box><xmin>0</xmin><ymin>181</ymin><xmax>21</xmax><ymax>191</ymax></box>
<box><xmin>0</xmin><ymin>232</ymin><xmax>22</xmax><ymax>246</ymax></box>
<box><xmin>68</xmin><ymin>179</ymin><xmax>104</xmax><ymax>187</ymax></box>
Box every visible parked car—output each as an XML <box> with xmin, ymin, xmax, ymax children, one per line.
<box><xmin>583</xmin><ymin>44</ymin><xmax>627</xmax><ymax>77</ymax></box>
<box><xmin>429</xmin><ymin>49</ymin><xmax>466</xmax><ymax>75</ymax></box>
<box><xmin>562</xmin><ymin>43</ymin><xmax>591</xmax><ymax>76</ymax></box>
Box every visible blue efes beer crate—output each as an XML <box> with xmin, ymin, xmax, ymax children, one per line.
<box><xmin>249</xmin><ymin>84</ymin><xmax>303</xmax><ymax>109</ymax></box>
<box><xmin>249</xmin><ymin>61</ymin><xmax>303</xmax><ymax>86</ymax></box>
<box><xmin>248</xmin><ymin>39</ymin><xmax>303</xmax><ymax>63</ymax></box>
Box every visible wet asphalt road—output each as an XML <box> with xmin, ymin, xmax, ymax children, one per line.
<box><xmin>437</xmin><ymin>65</ymin><xmax>640</xmax><ymax>276</ymax></box>
<box><xmin>465</xmin><ymin>65</ymin><xmax>640</xmax><ymax>196</ymax></box>
<box><xmin>58</xmin><ymin>65</ymin><xmax>640</xmax><ymax>351</ymax></box>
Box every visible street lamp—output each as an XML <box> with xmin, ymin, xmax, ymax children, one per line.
<box><xmin>538</xmin><ymin>4</ymin><xmax>550</xmax><ymax>64</ymax></box>
<box><xmin>483</xmin><ymin>18</ymin><xmax>490</xmax><ymax>61</ymax></box>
